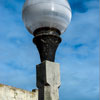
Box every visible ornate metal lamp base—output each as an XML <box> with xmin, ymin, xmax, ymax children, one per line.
<box><xmin>33</xmin><ymin>27</ymin><xmax>62</xmax><ymax>62</ymax></box>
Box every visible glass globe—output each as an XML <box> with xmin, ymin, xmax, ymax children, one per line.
<box><xmin>22</xmin><ymin>0</ymin><xmax>72</xmax><ymax>34</ymax></box>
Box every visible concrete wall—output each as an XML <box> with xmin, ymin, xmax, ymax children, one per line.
<box><xmin>0</xmin><ymin>84</ymin><xmax>38</xmax><ymax>100</ymax></box>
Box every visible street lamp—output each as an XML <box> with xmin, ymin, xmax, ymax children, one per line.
<box><xmin>22</xmin><ymin>0</ymin><xmax>72</xmax><ymax>100</ymax></box>
<box><xmin>22</xmin><ymin>0</ymin><xmax>71</xmax><ymax>62</ymax></box>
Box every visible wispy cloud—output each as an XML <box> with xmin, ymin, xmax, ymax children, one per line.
<box><xmin>57</xmin><ymin>0</ymin><xmax>99</xmax><ymax>100</ymax></box>
<box><xmin>0</xmin><ymin>0</ymin><xmax>40</xmax><ymax>90</ymax></box>
<box><xmin>0</xmin><ymin>0</ymin><xmax>99</xmax><ymax>100</ymax></box>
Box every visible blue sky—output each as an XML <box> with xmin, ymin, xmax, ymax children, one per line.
<box><xmin>0</xmin><ymin>0</ymin><xmax>99</xmax><ymax>100</ymax></box>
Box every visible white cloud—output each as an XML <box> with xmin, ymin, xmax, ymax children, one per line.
<box><xmin>0</xmin><ymin>0</ymin><xmax>99</xmax><ymax>100</ymax></box>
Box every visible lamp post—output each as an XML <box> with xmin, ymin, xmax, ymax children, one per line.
<box><xmin>22</xmin><ymin>0</ymin><xmax>72</xmax><ymax>100</ymax></box>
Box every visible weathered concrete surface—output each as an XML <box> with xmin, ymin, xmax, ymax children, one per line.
<box><xmin>36</xmin><ymin>61</ymin><xmax>61</xmax><ymax>100</ymax></box>
<box><xmin>38</xmin><ymin>86</ymin><xmax>59</xmax><ymax>100</ymax></box>
<box><xmin>37</xmin><ymin>61</ymin><xmax>61</xmax><ymax>88</ymax></box>
<box><xmin>0</xmin><ymin>84</ymin><xmax>38</xmax><ymax>100</ymax></box>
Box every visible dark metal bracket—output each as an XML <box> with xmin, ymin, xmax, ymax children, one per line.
<box><xmin>33</xmin><ymin>27</ymin><xmax>62</xmax><ymax>62</ymax></box>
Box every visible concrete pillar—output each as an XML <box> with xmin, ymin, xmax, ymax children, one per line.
<box><xmin>36</xmin><ymin>61</ymin><xmax>61</xmax><ymax>100</ymax></box>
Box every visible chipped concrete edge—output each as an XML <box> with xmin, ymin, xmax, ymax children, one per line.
<box><xmin>0</xmin><ymin>83</ymin><xmax>37</xmax><ymax>93</ymax></box>
<box><xmin>0</xmin><ymin>83</ymin><xmax>38</xmax><ymax>100</ymax></box>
